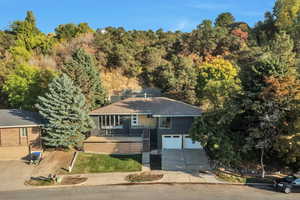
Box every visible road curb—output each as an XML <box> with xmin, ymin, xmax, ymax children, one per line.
<box><xmin>23</xmin><ymin>179</ymin><xmax>273</xmax><ymax>191</ymax></box>
<box><xmin>105</xmin><ymin>182</ymin><xmax>273</xmax><ymax>187</ymax></box>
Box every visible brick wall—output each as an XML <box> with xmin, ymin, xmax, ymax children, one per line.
<box><xmin>0</xmin><ymin>127</ymin><xmax>41</xmax><ymax>147</ymax></box>
<box><xmin>84</xmin><ymin>142</ymin><xmax>143</xmax><ymax>154</ymax></box>
<box><xmin>0</xmin><ymin>127</ymin><xmax>42</xmax><ymax>160</ymax></box>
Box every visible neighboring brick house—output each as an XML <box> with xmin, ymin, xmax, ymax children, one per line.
<box><xmin>85</xmin><ymin>97</ymin><xmax>202</xmax><ymax>154</ymax></box>
<box><xmin>0</xmin><ymin>109</ymin><xmax>43</xmax><ymax>160</ymax></box>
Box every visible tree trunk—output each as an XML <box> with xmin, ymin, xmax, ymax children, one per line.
<box><xmin>260</xmin><ymin>148</ymin><xmax>265</xmax><ymax>178</ymax></box>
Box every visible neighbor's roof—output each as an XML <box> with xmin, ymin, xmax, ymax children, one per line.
<box><xmin>0</xmin><ymin>109</ymin><xmax>44</xmax><ymax>128</ymax></box>
<box><xmin>90</xmin><ymin>97</ymin><xmax>202</xmax><ymax>116</ymax></box>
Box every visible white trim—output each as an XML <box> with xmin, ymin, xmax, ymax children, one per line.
<box><xmin>101</xmin><ymin>126</ymin><xmax>123</xmax><ymax>129</ymax></box>
<box><xmin>90</xmin><ymin>113</ymin><xmax>152</xmax><ymax>116</ymax></box>
<box><xmin>91</xmin><ymin>113</ymin><xmax>201</xmax><ymax>117</ymax></box>
<box><xmin>131</xmin><ymin>115</ymin><xmax>139</xmax><ymax>126</ymax></box>
<box><xmin>153</xmin><ymin>115</ymin><xmax>201</xmax><ymax>117</ymax></box>
<box><xmin>0</xmin><ymin>124</ymin><xmax>43</xmax><ymax>129</ymax></box>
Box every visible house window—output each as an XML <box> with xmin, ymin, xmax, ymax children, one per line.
<box><xmin>131</xmin><ymin>115</ymin><xmax>139</xmax><ymax>126</ymax></box>
<box><xmin>100</xmin><ymin>115</ymin><xmax>123</xmax><ymax>129</ymax></box>
<box><xmin>20</xmin><ymin>128</ymin><xmax>28</xmax><ymax>137</ymax></box>
<box><xmin>159</xmin><ymin>117</ymin><xmax>171</xmax><ymax>129</ymax></box>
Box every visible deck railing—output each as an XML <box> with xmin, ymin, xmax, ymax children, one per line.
<box><xmin>91</xmin><ymin>129</ymin><xmax>142</xmax><ymax>137</ymax></box>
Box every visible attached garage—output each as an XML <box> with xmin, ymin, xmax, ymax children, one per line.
<box><xmin>162</xmin><ymin>135</ymin><xmax>182</xmax><ymax>149</ymax></box>
<box><xmin>183</xmin><ymin>135</ymin><xmax>202</xmax><ymax>149</ymax></box>
<box><xmin>162</xmin><ymin>135</ymin><xmax>202</xmax><ymax>149</ymax></box>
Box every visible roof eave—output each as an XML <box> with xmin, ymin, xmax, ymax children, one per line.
<box><xmin>89</xmin><ymin>113</ymin><xmax>201</xmax><ymax>117</ymax></box>
<box><xmin>0</xmin><ymin>124</ymin><xmax>43</xmax><ymax>129</ymax></box>
<box><xmin>152</xmin><ymin>114</ymin><xmax>201</xmax><ymax>117</ymax></box>
<box><xmin>90</xmin><ymin>112</ymin><xmax>152</xmax><ymax>116</ymax></box>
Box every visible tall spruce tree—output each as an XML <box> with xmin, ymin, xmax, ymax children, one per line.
<box><xmin>36</xmin><ymin>74</ymin><xmax>94</xmax><ymax>148</ymax></box>
<box><xmin>62</xmin><ymin>48</ymin><xmax>106</xmax><ymax>110</ymax></box>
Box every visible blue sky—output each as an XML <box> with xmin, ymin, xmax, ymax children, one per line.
<box><xmin>0</xmin><ymin>0</ymin><xmax>275</xmax><ymax>33</ymax></box>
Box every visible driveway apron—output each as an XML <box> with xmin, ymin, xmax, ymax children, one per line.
<box><xmin>161</xmin><ymin>149</ymin><xmax>210</xmax><ymax>173</ymax></box>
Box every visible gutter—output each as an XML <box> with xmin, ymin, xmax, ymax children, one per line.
<box><xmin>152</xmin><ymin>115</ymin><xmax>201</xmax><ymax>117</ymax></box>
<box><xmin>0</xmin><ymin>124</ymin><xmax>43</xmax><ymax>128</ymax></box>
<box><xmin>89</xmin><ymin>113</ymin><xmax>201</xmax><ymax>117</ymax></box>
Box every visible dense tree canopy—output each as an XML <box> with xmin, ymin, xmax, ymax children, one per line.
<box><xmin>196</xmin><ymin>58</ymin><xmax>240</xmax><ymax>110</ymax></box>
<box><xmin>274</xmin><ymin>0</ymin><xmax>300</xmax><ymax>31</ymax></box>
<box><xmin>62</xmin><ymin>48</ymin><xmax>107</xmax><ymax>109</ymax></box>
<box><xmin>2</xmin><ymin>64</ymin><xmax>55</xmax><ymax>110</ymax></box>
<box><xmin>215</xmin><ymin>12</ymin><xmax>235</xmax><ymax>27</ymax></box>
<box><xmin>55</xmin><ymin>23</ymin><xmax>94</xmax><ymax>40</ymax></box>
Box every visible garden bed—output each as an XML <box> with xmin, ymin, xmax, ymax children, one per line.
<box><xmin>214</xmin><ymin>170</ymin><xmax>275</xmax><ymax>184</ymax></box>
<box><xmin>60</xmin><ymin>176</ymin><xmax>87</xmax><ymax>185</ymax></box>
<box><xmin>25</xmin><ymin>178</ymin><xmax>55</xmax><ymax>186</ymax></box>
<box><xmin>25</xmin><ymin>176</ymin><xmax>87</xmax><ymax>186</ymax></box>
<box><xmin>125</xmin><ymin>172</ymin><xmax>163</xmax><ymax>183</ymax></box>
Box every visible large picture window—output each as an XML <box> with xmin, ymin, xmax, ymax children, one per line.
<box><xmin>100</xmin><ymin>115</ymin><xmax>123</xmax><ymax>129</ymax></box>
<box><xmin>159</xmin><ymin>117</ymin><xmax>171</xmax><ymax>129</ymax></box>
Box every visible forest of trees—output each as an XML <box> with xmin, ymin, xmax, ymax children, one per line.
<box><xmin>0</xmin><ymin>0</ymin><xmax>299</xmax><ymax>171</ymax></box>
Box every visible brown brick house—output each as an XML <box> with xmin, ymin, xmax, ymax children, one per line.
<box><xmin>0</xmin><ymin>109</ymin><xmax>43</xmax><ymax>160</ymax></box>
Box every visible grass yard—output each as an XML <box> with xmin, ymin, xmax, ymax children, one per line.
<box><xmin>71</xmin><ymin>153</ymin><xmax>142</xmax><ymax>174</ymax></box>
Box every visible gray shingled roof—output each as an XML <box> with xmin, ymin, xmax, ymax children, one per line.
<box><xmin>90</xmin><ymin>97</ymin><xmax>202</xmax><ymax>116</ymax></box>
<box><xmin>0</xmin><ymin>109</ymin><xmax>44</xmax><ymax>128</ymax></box>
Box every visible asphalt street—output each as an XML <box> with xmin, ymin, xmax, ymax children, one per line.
<box><xmin>0</xmin><ymin>184</ymin><xmax>299</xmax><ymax>200</ymax></box>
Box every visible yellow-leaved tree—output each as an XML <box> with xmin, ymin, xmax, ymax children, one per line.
<box><xmin>274</xmin><ymin>0</ymin><xmax>300</xmax><ymax>31</ymax></box>
<box><xmin>196</xmin><ymin>58</ymin><xmax>240</xmax><ymax>110</ymax></box>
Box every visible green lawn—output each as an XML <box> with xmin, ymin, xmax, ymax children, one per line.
<box><xmin>71</xmin><ymin>153</ymin><xmax>142</xmax><ymax>174</ymax></box>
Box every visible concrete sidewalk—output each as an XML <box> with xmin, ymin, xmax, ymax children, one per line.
<box><xmin>71</xmin><ymin>170</ymin><xmax>224</xmax><ymax>186</ymax></box>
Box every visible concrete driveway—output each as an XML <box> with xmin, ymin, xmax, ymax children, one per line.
<box><xmin>0</xmin><ymin>160</ymin><xmax>35</xmax><ymax>191</ymax></box>
<box><xmin>161</xmin><ymin>149</ymin><xmax>210</xmax><ymax>173</ymax></box>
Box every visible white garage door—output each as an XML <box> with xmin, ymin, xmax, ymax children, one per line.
<box><xmin>183</xmin><ymin>135</ymin><xmax>202</xmax><ymax>149</ymax></box>
<box><xmin>162</xmin><ymin>135</ymin><xmax>182</xmax><ymax>149</ymax></box>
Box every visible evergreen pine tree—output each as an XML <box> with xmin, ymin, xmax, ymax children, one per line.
<box><xmin>36</xmin><ymin>74</ymin><xmax>94</xmax><ymax>148</ymax></box>
<box><xmin>62</xmin><ymin>48</ymin><xmax>106</xmax><ymax>110</ymax></box>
